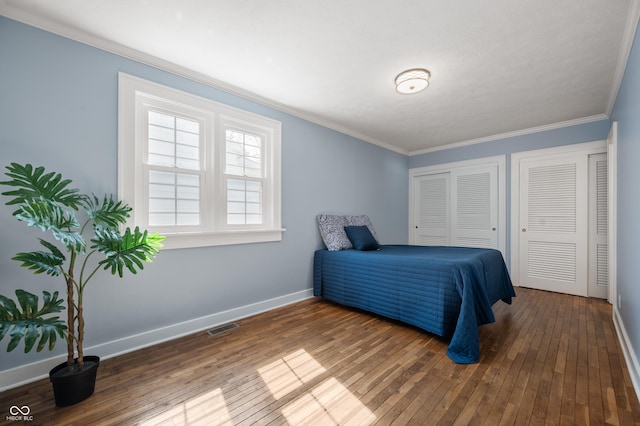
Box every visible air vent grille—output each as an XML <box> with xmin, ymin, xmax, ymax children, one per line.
<box><xmin>207</xmin><ymin>323</ymin><xmax>239</xmax><ymax>336</ymax></box>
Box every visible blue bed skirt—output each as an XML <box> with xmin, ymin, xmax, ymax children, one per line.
<box><xmin>313</xmin><ymin>245</ymin><xmax>516</xmax><ymax>363</ymax></box>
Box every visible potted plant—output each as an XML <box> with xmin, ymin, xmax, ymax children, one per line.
<box><xmin>0</xmin><ymin>163</ymin><xmax>164</xmax><ymax>406</ymax></box>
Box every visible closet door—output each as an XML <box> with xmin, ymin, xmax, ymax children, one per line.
<box><xmin>518</xmin><ymin>154</ymin><xmax>588</xmax><ymax>296</ymax></box>
<box><xmin>588</xmin><ymin>153</ymin><xmax>608</xmax><ymax>299</ymax></box>
<box><xmin>412</xmin><ymin>173</ymin><xmax>450</xmax><ymax>245</ymax></box>
<box><xmin>451</xmin><ymin>165</ymin><xmax>498</xmax><ymax>249</ymax></box>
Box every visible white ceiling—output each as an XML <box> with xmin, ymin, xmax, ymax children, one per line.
<box><xmin>2</xmin><ymin>0</ymin><xmax>638</xmax><ymax>154</ymax></box>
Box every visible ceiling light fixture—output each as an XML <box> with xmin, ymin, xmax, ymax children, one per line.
<box><xmin>394</xmin><ymin>68</ymin><xmax>431</xmax><ymax>94</ymax></box>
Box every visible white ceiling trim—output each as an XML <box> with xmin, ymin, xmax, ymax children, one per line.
<box><xmin>606</xmin><ymin>0</ymin><xmax>640</xmax><ymax>115</ymax></box>
<box><xmin>408</xmin><ymin>114</ymin><xmax>609</xmax><ymax>156</ymax></box>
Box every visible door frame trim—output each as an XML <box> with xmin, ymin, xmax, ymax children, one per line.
<box><xmin>510</xmin><ymin>140</ymin><xmax>607</xmax><ymax>288</ymax></box>
<box><xmin>608</xmin><ymin>122</ymin><xmax>618</xmax><ymax>305</ymax></box>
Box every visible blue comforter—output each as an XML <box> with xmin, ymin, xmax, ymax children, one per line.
<box><xmin>313</xmin><ymin>245</ymin><xmax>515</xmax><ymax>363</ymax></box>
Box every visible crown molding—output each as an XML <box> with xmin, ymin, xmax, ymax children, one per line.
<box><xmin>408</xmin><ymin>114</ymin><xmax>609</xmax><ymax>156</ymax></box>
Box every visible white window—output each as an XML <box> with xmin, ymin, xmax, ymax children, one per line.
<box><xmin>118</xmin><ymin>73</ymin><xmax>283</xmax><ymax>249</ymax></box>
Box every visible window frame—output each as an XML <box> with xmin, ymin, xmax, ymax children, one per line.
<box><xmin>218</xmin><ymin>115</ymin><xmax>273</xmax><ymax>231</ymax></box>
<box><xmin>118</xmin><ymin>73</ymin><xmax>283</xmax><ymax>249</ymax></box>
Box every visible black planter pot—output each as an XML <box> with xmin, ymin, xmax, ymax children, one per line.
<box><xmin>49</xmin><ymin>355</ymin><xmax>100</xmax><ymax>407</ymax></box>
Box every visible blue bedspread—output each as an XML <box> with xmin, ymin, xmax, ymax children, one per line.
<box><xmin>313</xmin><ymin>245</ymin><xmax>515</xmax><ymax>363</ymax></box>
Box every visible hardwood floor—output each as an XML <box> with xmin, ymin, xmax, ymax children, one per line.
<box><xmin>1</xmin><ymin>287</ymin><xmax>639</xmax><ymax>425</ymax></box>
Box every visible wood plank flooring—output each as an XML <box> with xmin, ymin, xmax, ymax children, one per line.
<box><xmin>1</xmin><ymin>287</ymin><xmax>639</xmax><ymax>425</ymax></box>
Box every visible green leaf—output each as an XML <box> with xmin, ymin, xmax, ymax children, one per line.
<box><xmin>15</xmin><ymin>197</ymin><xmax>85</xmax><ymax>252</ymax></box>
<box><xmin>8</xmin><ymin>323</ymin><xmax>27</xmax><ymax>352</ymax></box>
<box><xmin>0</xmin><ymin>163</ymin><xmax>84</xmax><ymax>212</ymax></box>
<box><xmin>92</xmin><ymin>227</ymin><xmax>164</xmax><ymax>277</ymax></box>
<box><xmin>85</xmin><ymin>194</ymin><xmax>132</xmax><ymax>229</ymax></box>
<box><xmin>39</xmin><ymin>238</ymin><xmax>66</xmax><ymax>260</ymax></box>
<box><xmin>16</xmin><ymin>289</ymin><xmax>38</xmax><ymax>317</ymax></box>
<box><xmin>0</xmin><ymin>290</ymin><xmax>67</xmax><ymax>353</ymax></box>
<box><xmin>12</xmin><ymin>239</ymin><xmax>65</xmax><ymax>276</ymax></box>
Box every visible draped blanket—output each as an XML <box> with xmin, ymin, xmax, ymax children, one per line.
<box><xmin>313</xmin><ymin>245</ymin><xmax>516</xmax><ymax>363</ymax></box>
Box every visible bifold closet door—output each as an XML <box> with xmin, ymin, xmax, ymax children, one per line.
<box><xmin>451</xmin><ymin>165</ymin><xmax>498</xmax><ymax>249</ymax></box>
<box><xmin>412</xmin><ymin>164</ymin><xmax>499</xmax><ymax>250</ymax></box>
<box><xmin>412</xmin><ymin>173</ymin><xmax>450</xmax><ymax>246</ymax></box>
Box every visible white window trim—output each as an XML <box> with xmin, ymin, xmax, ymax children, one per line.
<box><xmin>118</xmin><ymin>72</ymin><xmax>283</xmax><ymax>249</ymax></box>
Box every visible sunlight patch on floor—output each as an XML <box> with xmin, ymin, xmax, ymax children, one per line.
<box><xmin>282</xmin><ymin>377</ymin><xmax>376</xmax><ymax>425</ymax></box>
<box><xmin>257</xmin><ymin>348</ymin><xmax>327</xmax><ymax>399</ymax></box>
<box><xmin>139</xmin><ymin>388</ymin><xmax>232</xmax><ymax>426</ymax></box>
<box><xmin>139</xmin><ymin>349</ymin><xmax>374</xmax><ymax>424</ymax></box>
<box><xmin>260</xmin><ymin>349</ymin><xmax>376</xmax><ymax>425</ymax></box>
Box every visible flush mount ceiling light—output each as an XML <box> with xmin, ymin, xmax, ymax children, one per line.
<box><xmin>394</xmin><ymin>68</ymin><xmax>431</xmax><ymax>94</ymax></box>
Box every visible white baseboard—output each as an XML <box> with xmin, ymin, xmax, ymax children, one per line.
<box><xmin>0</xmin><ymin>288</ymin><xmax>314</xmax><ymax>392</ymax></box>
<box><xmin>612</xmin><ymin>307</ymin><xmax>640</xmax><ymax>403</ymax></box>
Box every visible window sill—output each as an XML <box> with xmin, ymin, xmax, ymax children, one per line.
<box><xmin>160</xmin><ymin>228</ymin><xmax>286</xmax><ymax>250</ymax></box>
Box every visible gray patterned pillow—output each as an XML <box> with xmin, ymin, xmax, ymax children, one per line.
<box><xmin>346</xmin><ymin>215</ymin><xmax>380</xmax><ymax>243</ymax></box>
<box><xmin>317</xmin><ymin>214</ymin><xmax>352</xmax><ymax>251</ymax></box>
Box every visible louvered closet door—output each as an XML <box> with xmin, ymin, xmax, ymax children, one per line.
<box><xmin>518</xmin><ymin>155</ymin><xmax>588</xmax><ymax>296</ymax></box>
<box><xmin>413</xmin><ymin>173</ymin><xmax>450</xmax><ymax>245</ymax></box>
<box><xmin>588</xmin><ymin>153</ymin><xmax>608</xmax><ymax>299</ymax></box>
<box><xmin>451</xmin><ymin>165</ymin><xmax>498</xmax><ymax>249</ymax></box>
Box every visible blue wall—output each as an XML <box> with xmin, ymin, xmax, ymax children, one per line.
<box><xmin>2</xmin><ymin>14</ymin><xmax>638</xmax><ymax>382</ymax></box>
<box><xmin>611</xmin><ymin>23</ymin><xmax>640</xmax><ymax>373</ymax></box>
<box><xmin>0</xmin><ymin>17</ymin><xmax>409</xmax><ymax>372</ymax></box>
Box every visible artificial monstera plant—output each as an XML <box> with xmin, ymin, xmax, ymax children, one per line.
<box><xmin>0</xmin><ymin>163</ymin><xmax>164</xmax><ymax>370</ymax></box>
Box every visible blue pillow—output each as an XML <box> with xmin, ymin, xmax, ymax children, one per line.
<box><xmin>344</xmin><ymin>225</ymin><xmax>380</xmax><ymax>251</ymax></box>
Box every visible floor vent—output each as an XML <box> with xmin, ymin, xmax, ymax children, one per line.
<box><xmin>207</xmin><ymin>323</ymin><xmax>239</xmax><ymax>336</ymax></box>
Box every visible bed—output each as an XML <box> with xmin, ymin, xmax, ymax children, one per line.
<box><xmin>314</xmin><ymin>215</ymin><xmax>516</xmax><ymax>364</ymax></box>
